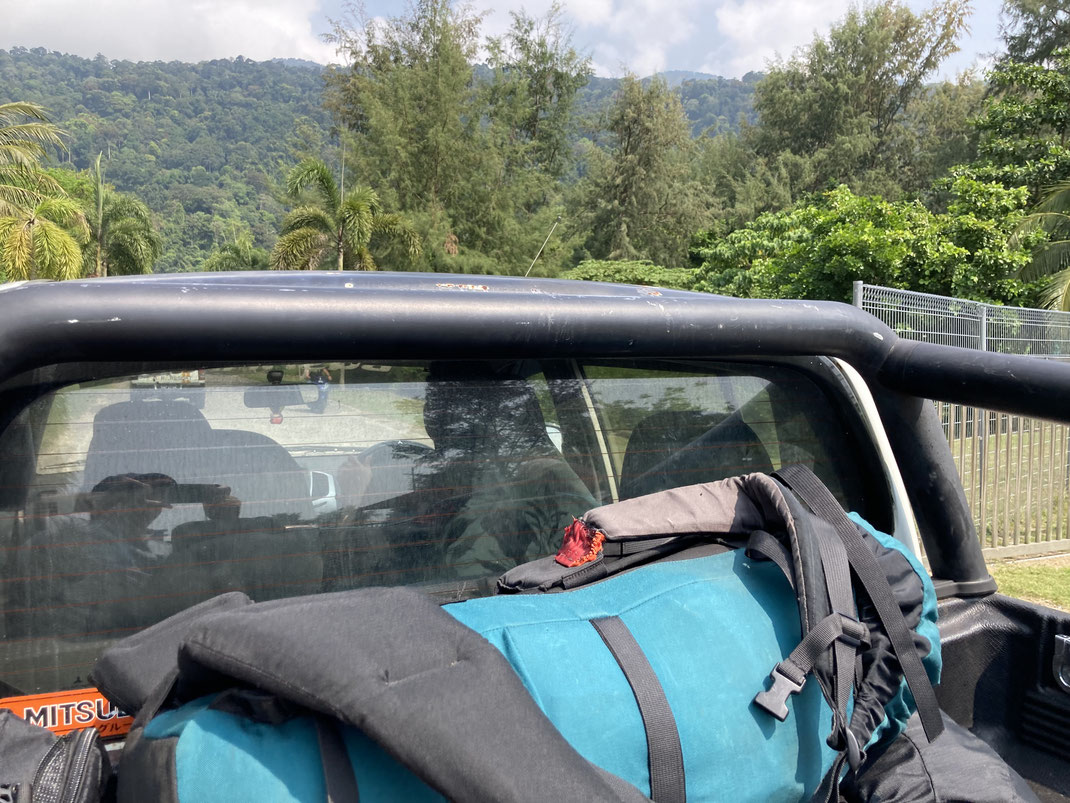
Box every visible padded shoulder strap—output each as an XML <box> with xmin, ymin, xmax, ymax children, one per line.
<box><xmin>584</xmin><ymin>473</ymin><xmax>792</xmax><ymax>543</ymax></box>
<box><xmin>772</xmin><ymin>465</ymin><xmax>943</xmax><ymax>745</ymax></box>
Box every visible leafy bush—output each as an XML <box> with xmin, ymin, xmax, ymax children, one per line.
<box><xmin>694</xmin><ymin>179</ymin><xmax>1038</xmax><ymax>304</ymax></box>
<box><xmin>563</xmin><ymin>259</ymin><xmax>698</xmax><ymax>289</ymax></box>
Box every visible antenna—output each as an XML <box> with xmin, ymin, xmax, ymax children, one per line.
<box><xmin>524</xmin><ymin>215</ymin><xmax>562</xmax><ymax>278</ymax></box>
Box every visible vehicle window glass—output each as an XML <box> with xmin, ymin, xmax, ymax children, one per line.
<box><xmin>0</xmin><ymin>357</ymin><xmax>878</xmax><ymax>696</ymax></box>
<box><xmin>0</xmin><ymin>361</ymin><xmax>596</xmax><ymax>695</ymax></box>
<box><xmin>581</xmin><ymin>362</ymin><xmax>872</xmax><ymax>513</ymax></box>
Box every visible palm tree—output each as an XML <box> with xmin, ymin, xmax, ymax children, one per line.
<box><xmin>203</xmin><ymin>233</ymin><xmax>270</xmax><ymax>271</ymax></box>
<box><xmin>0</xmin><ymin>102</ymin><xmax>66</xmax><ymax>216</ymax></box>
<box><xmin>0</xmin><ymin>195</ymin><xmax>89</xmax><ymax>281</ymax></box>
<box><xmin>1017</xmin><ymin>181</ymin><xmax>1070</xmax><ymax>311</ymax></box>
<box><xmin>87</xmin><ymin>154</ymin><xmax>161</xmax><ymax>277</ymax></box>
<box><xmin>271</xmin><ymin>158</ymin><xmax>421</xmax><ymax>271</ymax></box>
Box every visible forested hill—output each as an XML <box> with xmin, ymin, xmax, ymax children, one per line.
<box><xmin>0</xmin><ymin>48</ymin><xmax>332</xmax><ymax>271</ymax></box>
<box><xmin>576</xmin><ymin>73</ymin><xmax>757</xmax><ymax>136</ymax></box>
<box><xmin>0</xmin><ymin>47</ymin><xmax>755</xmax><ymax>271</ymax></box>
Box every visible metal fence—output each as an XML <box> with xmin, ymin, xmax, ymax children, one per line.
<box><xmin>856</xmin><ymin>282</ymin><xmax>1070</xmax><ymax>558</ymax></box>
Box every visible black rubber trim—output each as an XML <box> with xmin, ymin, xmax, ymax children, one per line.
<box><xmin>591</xmin><ymin>616</ymin><xmax>686</xmax><ymax>803</ymax></box>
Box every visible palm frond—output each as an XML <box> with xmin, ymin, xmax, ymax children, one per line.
<box><xmin>105</xmin><ymin>220</ymin><xmax>161</xmax><ymax>274</ymax></box>
<box><xmin>0</xmin><ymin>123</ymin><xmax>66</xmax><ymax>162</ymax></box>
<box><xmin>339</xmin><ymin>196</ymin><xmax>376</xmax><ymax>256</ymax></box>
<box><xmin>1036</xmin><ymin>182</ymin><xmax>1070</xmax><ymax>215</ymax></box>
<box><xmin>0</xmin><ymin>102</ymin><xmax>55</xmax><ymax>125</ymax></box>
<box><xmin>271</xmin><ymin>227</ymin><xmax>329</xmax><ymax>270</ymax></box>
<box><xmin>286</xmin><ymin>159</ymin><xmax>341</xmax><ymax>214</ymax></box>
<box><xmin>31</xmin><ymin>218</ymin><xmax>83</xmax><ymax>280</ymax></box>
<box><xmin>371</xmin><ymin>212</ymin><xmax>422</xmax><ymax>259</ymax></box>
<box><xmin>102</xmin><ymin>194</ymin><xmax>153</xmax><ymax>228</ymax></box>
<box><xmin>354</xmin><ymin>246</ymin><xmax>377</xmax><ymax>271</ymax></box>
<box><xmin>1021</xmin><ymin>239</ymin><xmax>1070</xmax><ymax>282</ymax></box>
<box><xmin>1038</xmin><ymin>268</ymin><xmax>1070</xmax><ymax>311</ymax></box>
<box><xmin>4</xmin><ymin>166</ymin><xmax>64</xmax><ymax>198</ymax></box>
<box><xmin>36</xmin><ymin>197</ymin><xmax>89</xmax><ymax>242</ymax></box>
<box><xmin>0</xmin><ymin>103</ymin><xmax>67</xmax><ymax>165</ymax></box>
<box><xmin>0</xmin><ymin>217</ymin><xmax>32</xmax><ymax>280</ymax></box>
<box><xmin>0</xmin><ymin>178</ymin><xmax>47</xmax><ymax>214</ymax></box>
<box><xmin>345</xmin><ymin>186</ymin><xmax>381</xmax><ymax>214</ymax></box>
<box><xmin>280</xmin><ymin>206</ymin><xmax>335</xmax><ymax>236</ymax></box>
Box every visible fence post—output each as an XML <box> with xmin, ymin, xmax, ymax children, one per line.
<box><xmin>978</xmin><ymin>304</ymin><xmax>988</xmax><ymax>543</ymax></box>
<box><xmin>851</xmin><ymin>281</ymin><xmax>863</xmax><ymax>308</ymax></box>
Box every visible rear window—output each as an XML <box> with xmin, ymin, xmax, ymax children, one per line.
<box><xmin>0</xmin><ymin>358</ymin><xmax>884</xmax><ymax>696</ymax></box>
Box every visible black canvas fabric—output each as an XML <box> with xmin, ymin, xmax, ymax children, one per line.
<box><xmin>0</xmin><ymin>711</ymin><xmax>58</xmax><ymax>790</ymax></box>
<box><xmin>0</xmin><ymin>711</ymin><xmax>111</xmax><ymax>803</ymax></box>
<box><xmin>843</xmin><ymin>711</ymin><xmax>1040</xmax><ymax>803</ymax></box>
<box><xmin>92</xmin><ymin>591</ymin><xmax>252</xmax><ymax>717</ymax></box>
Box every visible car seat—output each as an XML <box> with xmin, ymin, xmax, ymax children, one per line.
<box><xmin>83</xmin><ymin>400</ymin><xmax>311</xmax><ymax>525</ymax></box>
<box><xmin>619</xmin><ymin>409</ymin><xmax>774</xmax><ymax>499</ymax></box>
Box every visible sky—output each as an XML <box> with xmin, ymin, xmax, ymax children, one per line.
<box><xmin>2</xmin><ymin>0</ymin><xmax>1004</xmax><ymax>80</ymax></box>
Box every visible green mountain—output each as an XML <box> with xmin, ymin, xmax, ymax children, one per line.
<box><xmin>0</xmin><ymin>48</ymin><xmax>332</xmax><ymax>272</ymax></box>
<box><xmin>0</xmin><ymin>48</ymin><xmax>756</xmax><ymax>272</ymax></box>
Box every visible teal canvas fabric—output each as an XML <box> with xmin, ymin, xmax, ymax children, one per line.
<box><xmin>447</xmin><ymin>550</ymin><xmax>840</xmax><ymax>802</ymax></box>
<box><xmin>142</xmin><ymin>698</ymin><xmax>443</xmax><ymax>803</ymax></box>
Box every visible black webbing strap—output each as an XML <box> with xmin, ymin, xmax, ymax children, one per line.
<box><xmin>811</xmin><ymin>752</ymin><xmax>847</xmax><ymax>803</ymax></box>
<box><xmin>602</xmin><ymin>536</ymin><xmax>680</xmax><ymax>556</ymax></box>
<box><xmin>773</xmin><ymin>464</ymin><xmax>944</xmax><ymax>744</ymax></box>
<box><xmin>315</xmin><ymin>717</ymin><xmax>360</xmax><ymax>803</ymax></box>
<box><xmin>807</xmin><ymin>514</ymin><xmax>858</xmax><ymax>759</ymax></box>
<box><xmin>591</xmin><ymin>616</ymin><xmax>686</xmax><ymax>803</ymax></box>
<box><xmin>753</xmin><ymin>612</ymin><xmax>867</xmax><ymax>722</ymax></box>
<box><xmin>748</xmin><ymin>514</ymin><xmax>862</xmax><ymax>765</ymax></box>
<box><xmin>744</xmin><ymin>530</ymin><xmax>795</xmax><ymax>591</ymax></box>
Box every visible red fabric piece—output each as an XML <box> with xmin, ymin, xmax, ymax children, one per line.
<box><xmin>555</xmin><ymin>518</ymin><xmax>605</xmax><ymax>567</ymax></box>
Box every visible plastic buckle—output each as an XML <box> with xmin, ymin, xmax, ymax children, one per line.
<box><xmin>754</xmin><ymin>663</ymin><xmax>805</xmax><ymax>722</ymax></box>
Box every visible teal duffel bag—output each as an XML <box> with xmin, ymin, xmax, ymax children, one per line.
<box><xmin>112</xmin><ymin>467</ymin><xmax>942</xmax><ymax>803</ymax></box>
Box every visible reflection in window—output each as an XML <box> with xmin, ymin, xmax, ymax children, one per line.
<box><xmin>0</xmin><ymin>358</ymin><xmax>873</xmax><ymax>696</ymax></box>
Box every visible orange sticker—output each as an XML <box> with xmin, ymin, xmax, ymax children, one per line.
<box><xmin>0</xmin><ymin>687</ymin><xmax>133</xmax><ymax>738</ymax></box>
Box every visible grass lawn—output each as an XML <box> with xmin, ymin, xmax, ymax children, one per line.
<box><xmin>988</xmin><ymin>555</ymin><xmax>1070</xmax><ymax>611</ymax></box>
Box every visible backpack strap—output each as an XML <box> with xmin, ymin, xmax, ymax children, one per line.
<box><xmin>771</xmin><ymin>465</ymin><xmax>944</xmax><ymax>803</ymax></box>
<box><xmin>772</xmin><ymin>464</ymin><xmax>943</xmax><ymax>744</ymax></box>
<box><xmin>315</xmin><ymin>717</ymin><xmax>360</xmax><ymax>803</ymax></box>
<box><xmin>750</xmin><ymin>483</ymin><xmax>863</xmax><ymax>773</ymax></box>
<box><xmin>591</xmin><ymin>617</ymin><xmax>686</xmax><ymax>803</ymax></box>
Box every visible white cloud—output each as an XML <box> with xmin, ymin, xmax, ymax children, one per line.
<box><xmin>5</xmin><ymin>0</ymin><xmax>337</xmax><ymax>64</ymax></box>
<box><xmin>467</xmin><ymin>0</ymin><xmax>702</xmax><ymax>78</ymax></box>
<box><xmin>578</xmin><ymin>0</ymin><xmax>704</xmax><ymax>76</ymax></box>
<box><xmin>480</xmin><ymin>0</ymin><xmax>847</xmax><ymax>79</ymax></box>
<box><xmin>709</xmin><ymin>0</ymin><xmax>852</xmax><ymax>76</ymax></box>
<box><xmin>4</xmin><ymin>0</ymin><xmax>999</xmax><ymax>81</ymax></box>
<box><xmin>570</xmin><ymin>0</ymin><xmax>614</xmax><ymax>26</ymax></box>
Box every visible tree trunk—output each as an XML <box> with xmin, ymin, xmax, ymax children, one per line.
<box><xmin>337</xmin><ymin>229</ymin><xmax>345</xmax><ymax>271</ymax></box>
